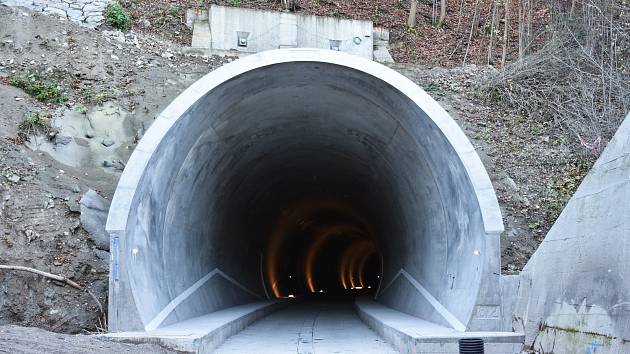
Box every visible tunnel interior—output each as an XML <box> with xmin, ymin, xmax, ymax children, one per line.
<box><xmin>115</xmin><ymin>56</ymin><xmax>492</xmax><ymax>332</ymax></box>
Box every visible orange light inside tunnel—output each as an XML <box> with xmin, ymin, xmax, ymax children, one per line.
<box><xmin>304</xmin><ymin>224</ymin><xmax>365</xmax><ymax>293</ymax></box>
<box><xmin>339</xmin><ymin>239</ymin><xmax>376</xmax><ymax>290</ymax></box>
<box><xmin>264</xmin><ymin>196</ymin><xmax>375</xmax><ymax>298</ymax></box>
<box><xmin>357</xmin><ymin>247</ymin><xmax>376</xmax><ymax>288</ymax></box>
<box><xmin>348</xmin><ymin>241</ymin><xmax>375</xmax><ymax>289</ymax></box>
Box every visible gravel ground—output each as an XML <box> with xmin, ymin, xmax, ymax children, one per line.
<box><xmin>0</xmin><ymin>325</ymin><xmax>178</xmax><ymax>353</ymax></box>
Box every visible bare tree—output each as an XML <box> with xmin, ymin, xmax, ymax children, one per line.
<box><xmin>518</xmin><ymin>0</ymin><xmax>534</xmax><ymax>60</ymax></box>
<box><xmin>487</xmin><ymin>0</ymin><xmax>498</xmax><ymax>64</ymax></box>
<box><xmin>463</xmin><ymin>0</ymin><xmax>481</xmax><ymax>63</ymax></box>
<box><xmin>501</xmin><ymin>0</ymin><xmax>510</xmax><ymax>66</ymax></box>
<box><xmin>436</xmin><ymin>0</ymin><xmax>447</xmax><ymax>28</ymax></box>
<box><xmin>281</xmin><ymin>0</ymin><xmax>299</xmax><ymax>11</ymax></box>
<box><xmin>481</xmin><ymin>0</ymin><xmax>629</xmax><ymax>154</ymax></box>
<box><xmin>408</xmin><ymin>0</ymin><xmax>418</xmax><ymax>28</ymax></box>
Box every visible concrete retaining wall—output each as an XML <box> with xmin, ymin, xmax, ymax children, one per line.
<box><xmin>0</xmin><ymin>0</ymin><xmax>110</xmax><ymax>26</ymax></box>
<box><xmin>513</xmin><ymin>113</ymin><xmax>630</xmax><ymax>353</ymax></box>
<box><xmin>197</xmin><ymin>5</ymin><xmax>373</xmax><ymax>59</ymax></box>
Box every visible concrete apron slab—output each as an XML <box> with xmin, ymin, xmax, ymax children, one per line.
<box><xmin>104</xmin><ymin>300</ymin><xmax>286</xmax><ymax>353</ymax></box>
<box><xmin>355</xmin><ymin>299</ymin><xmax>524</xmax><ymax>354</ymax></box>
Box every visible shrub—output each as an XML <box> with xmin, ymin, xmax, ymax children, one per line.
<box><xmin>106</xmin><ymin>3</ymin><xmax>131</xmax><ymax>31</ymax></box>
<box><xmin>18</xmin><ymin>113</ymin><xmax>49</xmax><ymax>137</ymax></box>
<box><xmin>8</xmin><ymin>74</ymin><xmax>68</xmax><ymax>104</ymax></box>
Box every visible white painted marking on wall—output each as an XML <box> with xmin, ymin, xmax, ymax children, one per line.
<box><xmin>145</xmin><ymin>268</ymin><xmax>262</xmax><ymax>331</ymax></box>
<box><xmin>376</xmin><ymin>269</ymin><xmax>467</xmax><ymax>332</ymax></box>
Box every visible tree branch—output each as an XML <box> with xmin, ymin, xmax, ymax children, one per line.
<box><xmin>0</xmin><ymin>264</ymin><xmax>105</xmax><ymax>322</ymax></box>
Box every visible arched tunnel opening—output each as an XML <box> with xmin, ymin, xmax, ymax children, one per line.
<box><xmin>106</xmin><ymin>50</ymin><xmax>503</xmax><ymax>334</ymax></box>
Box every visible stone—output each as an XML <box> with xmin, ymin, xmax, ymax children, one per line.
<box><xmin>55</xmin><ymin>135</ymin><xmax>72</xmax><ymax>145</ymax></box>
<box><xmin>6</xmin><ymin>174</ymin><xmax>20</xmax><ymax>183</ymax></box>
<box><xmin>82</xmin><ymin>3</ymin><xmax>102</xmax><ymax>12</ymax></box>
<box><xmin>66</xmin><ymin>8</ymin><xmax>84</xmax><ymax>20</ymax></box>
<box><xmin>48</xmin><ymin>2</ymin><xmax>69</xmax><ymax>10</ymax></box>
<box><xmin>85</xmin><ymin>15</ymin><xmax>105</xmax><ymax>24</ymax></box>
<box><xmin>66</xmin><ymin>200</ymin><xmax>81</xmax><ymax>213</ymax></box>
<box><xmin>80</xmin><ymin>189</ymin><xmax>110</xmax><ymax>251</ymax></box>
<box><xmin>101</xmin><ymin>138</ymin><xmax>115</xmax><ymax>147</ymax></box>
<box><xmin>103</xmin><ymin>160</ymin><xmax>124</xmax><ymax>170</ymax></box>
<box><xmin>44</xmin><ymin>7</ymin><xmax>67</xmax><ymax>17</ymax></box>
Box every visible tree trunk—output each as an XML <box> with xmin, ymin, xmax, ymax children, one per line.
<box><xmin>488</xmin><ymin>0</ymin><xmax>498</xmax><ymax>64</ymax></box>
<box><xmin>436</xmin><ymin>0</ymin><xmax>447</xmax><ymax>28</ymax></box>
<box><xmin>463</xmin><ymin>0</ymin><xmax>481</xmax><ymax>64</ymax></box>
<box><xmin>408</xmin><ymin>0</ymin><xmax>418</xmax><ymax>28</ymax></box>
<box><xmin>518</xmin><ymin>0</ymin><xmax>523</xmax><ymax>60</ymax></box>
<box><xmin>501</xmin><ymin>0</ymin><xmax>509</xmax><ymax>66</ymax></box>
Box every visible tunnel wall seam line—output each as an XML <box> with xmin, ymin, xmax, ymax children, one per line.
<box><xmin>376</xmin><ymin>269</ymin><xmax>467</xmax><ymax>332</ymax></box>
<box><xmin>145</xmin><ymin>268</ymin><xmax>262</xmax><ymax>331</ymax></box>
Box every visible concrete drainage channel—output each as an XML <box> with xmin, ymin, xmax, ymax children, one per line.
<box><xmin>105</xmin><ymin>49</ymin><xmax>523</xmax><ymax>353</ymax></box>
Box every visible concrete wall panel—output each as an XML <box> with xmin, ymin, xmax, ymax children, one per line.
<box><xmin>513</xmin><ymin>114</ymin><xmax>630</xmax><ymax>353</ymax></box>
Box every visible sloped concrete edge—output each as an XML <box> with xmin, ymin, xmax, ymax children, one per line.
<box><xmin>513</xmin><ymin>113</ymin><xmax>630</xmax><ymax>353</ymax></box>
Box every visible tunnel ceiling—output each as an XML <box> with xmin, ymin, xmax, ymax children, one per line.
<box><xmin>106</xmin><ymin>49</ymin><xmax>503</xmax><ymax>333</ymax></box>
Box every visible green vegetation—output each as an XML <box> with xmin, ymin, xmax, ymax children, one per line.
<box><xmin>81</xmin><ymin>84</ymin><xmax>109</xmax><ymax>106</ymax></box>
<box><xmin>18</xmin><ymin>113</ymin><xmax>49</xmax><ymax>137</ymax></box>
<box><xmin>472</xmin><ymin>129</ymin><xmax>493</xmax><ymax>144</ymax></box>
<box><xmin>168</xmin><ymin>4</ymin><xmax>179</xmax><ymax>17</ymax></box>
<box><xmin>227</xmin><ymin>0</ymin><xmax>241</xmax><ymax>7</ymax></box>
<box><xmin>8</xmin><ymin>74</ymin><xmax>68</xmax><ymax>104</ymax></box>
<box><xmin>74</xmin><ymin>104</ymin><xmax>87</xmax><ymax>114</ymax></box>
<box><xmin>106</xmin><ymin>3</ymin><xmax>131</xmax><ymax>31</ymax></box>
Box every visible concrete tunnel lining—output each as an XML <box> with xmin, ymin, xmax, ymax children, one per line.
<box><xmin>106</xmin><ymin>49</ymin><xmax>503</xmax><ymax>333</ymax></box>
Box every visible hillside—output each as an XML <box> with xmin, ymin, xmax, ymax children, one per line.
<box><xmin>123</xmin><ymin>0</ymin><xmax>548</xmax><ymax>66</ymax></box>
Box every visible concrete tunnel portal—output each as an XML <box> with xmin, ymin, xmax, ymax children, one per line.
<box><xmin>106</xmin><ymin>49</ymin><xmax>503</xmax><ymax>334</ymax></box>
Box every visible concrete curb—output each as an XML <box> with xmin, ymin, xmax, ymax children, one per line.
<box><xmin>355</xmin><ymin>298</ymin><xmax>524</xmax><ymax>354</ymax></box>
<box><xmin>105</xmin><ymin>300</ymin><xmax>287</xmax><ymax>353</ymax></box>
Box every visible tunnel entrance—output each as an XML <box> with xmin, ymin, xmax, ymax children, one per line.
<box><xmin>106</xmin><ymin>49</ymin><xmax>503</xmax><ymax>334</ymax></box>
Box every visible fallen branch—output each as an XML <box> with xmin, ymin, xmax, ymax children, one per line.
<box><xmin>0</xmin><ymin>265</ymin><xmax>105</xmax><ymax>324</ymax></box>
<box><xmin>0</xmin><ymin>265</ymin><xmax>82</xmax><ymax>289</ymax></box>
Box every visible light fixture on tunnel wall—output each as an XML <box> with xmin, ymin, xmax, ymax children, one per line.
<box><xmin>236</xmin><ymin>31</ymin><xmax>249</xmax><ymax>47</ymax></box>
